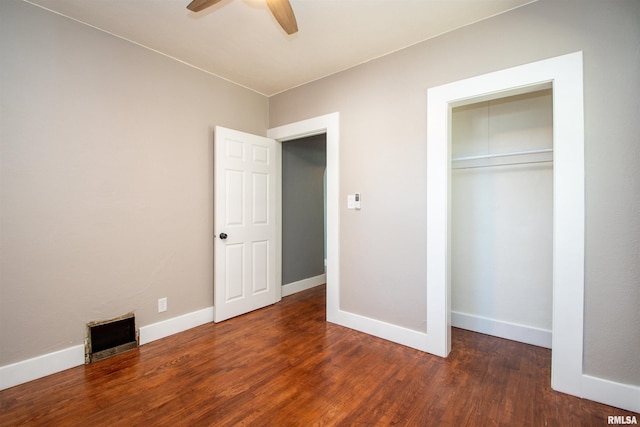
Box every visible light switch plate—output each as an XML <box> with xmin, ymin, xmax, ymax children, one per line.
<box><xmin>348</xmin><ymin>194</ymin><xmax>356</xmax><ymax>209</ymax></box>
<box><xmin>347</xmin><ymin>193</ymin><xmax>361</xmax><ymax>210</ymax></box>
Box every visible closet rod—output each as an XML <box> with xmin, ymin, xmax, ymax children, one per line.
<box><xmin>451</xmin><ymin>148</ymin><xmax>553</xmax><ymax>162</ymax></box>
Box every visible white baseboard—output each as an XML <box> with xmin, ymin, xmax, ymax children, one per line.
<box><xmin>328</xmin><ymin>309</ymin><xmax>428</xmax><ymax>352</ymax></box>
<box><xmin>0</xmin><ymin>345</ymin><xmax>85</xmax><ymax>391</ymax></box>
<box><xmin>0</xmin><ymin>306</ymin><xmax>214</xmax><ymax>391</ymax></box>
<box><xmin>139</xmin><ymin>306</ymin><xmax>214</xmax><ymax>345</ymax></box>
<box><xmin>582</xmin><ymin>374</ymin><xmax>640</xmax><ymax>413</ymax></box>
<box><xmin>282</xmin><ymin>274</ymin><xmax>326</xmax><ymax>297</ymax></box>
<box><xmin>452</xmin><ymin>310</ymin><xmax>552</xmax><ymax>348</ymax></box>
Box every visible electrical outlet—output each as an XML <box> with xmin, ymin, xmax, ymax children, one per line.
<box><xmin>158</xmin><ymin>297</ymin><xmax>167</xmax><ymax>313</ymax></box>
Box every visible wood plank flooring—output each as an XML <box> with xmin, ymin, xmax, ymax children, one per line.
<box><xmin>1</xmin><ymin>285</ymin><xmax>636</xmax><ymax>426</ymax></box>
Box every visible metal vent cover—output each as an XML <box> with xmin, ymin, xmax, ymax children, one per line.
<box><xmin>85</xmin><ymin>313</ymin><xmax>138</xmax><ymax>363</ymax></box>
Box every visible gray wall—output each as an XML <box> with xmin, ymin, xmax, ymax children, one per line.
<box><xmin>282</xmin><ymin>135</ymin><xmax>327</xmax><ymax>284</ymax></box>
<box><xmin>0</xmin><ymin>0</ymin><xmax>268</xmax><ymax>365</ymax></box>
<box><xmin>269</xmin><ymin>0</ymin><xmax>640</xmax><ymax>385</ymax></box>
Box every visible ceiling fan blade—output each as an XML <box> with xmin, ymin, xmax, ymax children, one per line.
<box><xmin>266</xmin><ymin>0</ymin><xmax>298</xmax><ymax>35</ymax></box>
<box><xmin>187</xmin><ymin>0</ymin><xmax>223</xmax><ymax>13</ymax></box>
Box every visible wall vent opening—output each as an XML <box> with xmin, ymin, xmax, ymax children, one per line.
<box><xmin>85</xmin><ymin>313</ymin><xmax>138</xmax><ymax>364</ymax></box>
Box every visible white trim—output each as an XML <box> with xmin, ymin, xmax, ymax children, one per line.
<box><xmin>582</xmin><ymin>375</ymin><xmax>640</xmax><ymax>413</ymax></box>
<box><xmin>427</xmin><ymin>52</ymin><xmax>585</xmax><ymax>396</ymax></box>
<box><xmin>330</xmin><ymin>310</ymin><xmax>429</xmax><ymax>351</ymax></box>
<box><xmin>276</xmin><ymin>140</ymin><xmax>283</xmax><ymax>303</ymax></box>
<box><xmin>138</xmin><ymin>307</ymin><xmax>214</xmax><ymax>345</ymax></box>
<box><xmin>451</xmin><ymin>311</ymin><xmax>552</xmax><ymax>349</ymax></box>
<box><xmin>268</xmin><ymin>113</ymin><xmax>340</xmax><ymax>323</ymax></box>
<box><xmin>0</xmin><ymin>345</ymin><xmax>84</xmax><ymax>391</ymax></box>
<box><xmin>282</xmin><ymin>274</ymin><xmax>326</xmax><ymax>297</ymax></box>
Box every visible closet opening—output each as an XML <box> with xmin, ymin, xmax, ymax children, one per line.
<box><xmin>450</xmin><ymin>89</ymin><xmax>553</xmax><ymax>349</ymax></box>
<box><xmin>427</xmin><ymin>52</ymin><xmax>585</xmax><ymax>395</ymax></box>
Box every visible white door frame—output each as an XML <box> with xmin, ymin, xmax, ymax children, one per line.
<box><xmin>426</xmin><ymin>52</ymin><xmax>585</xmax><ymax>397</ymax></box>
<box><xmin>268</xmin><ymin>113</ymin><xmax>340</xmax><ymax>320</ymax></box>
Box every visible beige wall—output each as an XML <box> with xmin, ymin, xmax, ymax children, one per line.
<box><xmin>270</xmin><ymin>0</ymin><xmax>640</xmax><ymax>385</ymax></box>
<box><xmin>0</xmin><ymin>1</ymin><xmax>268</xmax><ymax>365</ymax></box>
<box><xmin>2</xmin><ymin>0</ymin><xmax>638</xmax><ymax>388</ymax></box>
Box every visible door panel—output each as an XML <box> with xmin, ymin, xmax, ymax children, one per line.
<box><xmin>226</xmin><ymin>170</ymin><xmax>244</xmax><ymax>226</ymax></box>
<box><xmin>225</xmin><ymin>243</ymin><xmax>245</xmax><ymax>301</ymax></box>
<box><xmin>252</xmin><ymin>173</ymin><xmax>269</xmax><ymax>224</ymax></box>
<box><xmin>214</xmin><ymin>127</ymin><xmax>278</xmax><ymax>322</ymax></box>
<box><xmin>252</xmin><ymin>241</ymin><xmax>269</xmax><ymax>293</ymax></box>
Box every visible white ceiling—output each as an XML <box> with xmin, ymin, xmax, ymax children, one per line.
<box><xmin>25</xmin><ymin>0</ymin><xmax>536</xmax><ymax>96</ymax></box>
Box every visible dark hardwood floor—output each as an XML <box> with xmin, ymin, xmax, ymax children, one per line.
<box><xmin>1</xmin><ymin>285</ymin><xmax>636</xmax><ymax>426</ymax></box>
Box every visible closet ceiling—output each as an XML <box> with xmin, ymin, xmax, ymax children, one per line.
<box><xmin>25</xmin><ymin>0</ymin><xmax>536</xmax><ymax>96</ymax></box>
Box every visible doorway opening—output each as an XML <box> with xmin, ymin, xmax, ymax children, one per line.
<box><xmin>281</xmin><ymin>134</ymin><xmax>327</xmax><ymax>297</ymax></box>
<box><xmin>450</xmin><ymin>89</ymin><xmax>553</xmax><ymax>349</ymax></box>
<box><xmin>212</xmin><ymin>114</ymin><xmax>339</xmax><ymax>323</ymax></box>
<box><xmin>267</xmin><ymin>112</ymin><xmax>340</xmax><ymax>320</ymax></box>
<box><xmin>426</xmin><ymin>52</ymin><xmax>585</xmax><ymax>397</ymax></box>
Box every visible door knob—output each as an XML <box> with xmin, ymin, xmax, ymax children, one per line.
<box><xmin>219</xmin><ymin>233</ymin><xmax>228</xmax><ymax>240</ymax></box>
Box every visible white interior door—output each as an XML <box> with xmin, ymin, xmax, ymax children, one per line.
<box><xmin>214</xmin><ymin>126</ymin><xmax>278</xmax><ymax>322</ymax></box>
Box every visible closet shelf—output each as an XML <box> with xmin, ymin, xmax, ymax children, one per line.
<box><xmin>451</xmin><ymin>148</ymin><xmax>553</xmax><ymax>163</ymax></box>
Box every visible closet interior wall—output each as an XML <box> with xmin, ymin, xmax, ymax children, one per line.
<box><xmin>451</xmin><ymin>89</ymin><xmax>554</xmax><ymax>348</ymax></box>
